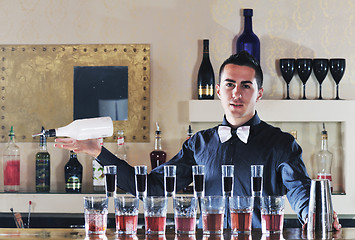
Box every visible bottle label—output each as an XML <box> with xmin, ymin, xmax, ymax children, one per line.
<box><xmin>93</xmin><ymin>160</ymin><xmax>105</xmax><ymax>186</ymax></box>
<box><xmin>36</xmin><ymin>160</ymin><xmax>50</xmax><ymax>191</ymax></box>
<box><xmin>4</xmin><ymin>160</ymin><xmax>20</xmax><ymax>186</ymax></box>
<box><xmin>198</xmin><ymin>85</ymin><xmax>214</xmax><ymax>96</ymax></box>
<box><xmin>66</xmin><ymin>176</ymin><xmax>81</xmax><ymax>190</ymax></box>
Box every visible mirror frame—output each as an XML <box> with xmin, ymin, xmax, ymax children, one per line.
<box><xmin>0</xmin><ymin>44</ymin><xmax>150</xmax><ymax>142</ymax></box>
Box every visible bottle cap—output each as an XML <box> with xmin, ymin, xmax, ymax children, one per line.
<box><xmin>203</xmin><ymin>39</ymin><xmax>209</xmax><ymax>45</ymax></box>
<box><xmin>321</xmin><ymin>122</ymin><xmax>327</xmax><ymax>135</ymax></box>
<box><xmin>243</xmin><ymin>9</ymin><xmax>253</xmax><ymax>17</ymax></box>
<box><xmin>9</xmin><ymin>126</ymin><xmax>15</xmax><ymax>137</ymax></box>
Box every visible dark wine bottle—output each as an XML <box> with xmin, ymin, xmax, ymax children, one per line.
<box><xmin>236</xmin><ymin>9</ymin><xmax>260</xmax><ymax>63</ymax></box>
<box><xmin>197</xmin><ymin>39</ymin><xmax>215</xmax><ymax>100</ymax></box>
<box><xmin>64</xmin><ymin>151</ymin><xmax>83</xmax><ymax>193</ymax></box>
<box><xmin>36</xmin><ymin>127</ymin><xmax>50</xmax><ymax>193</ymax></box>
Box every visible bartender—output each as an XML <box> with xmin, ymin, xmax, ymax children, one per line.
<box><xmin>55</xmin><ymin>51</ymin><xmax>341</xmax><ymax>230</ymax></box>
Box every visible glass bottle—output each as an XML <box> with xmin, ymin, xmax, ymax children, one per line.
<box><xmin>93</xmin><ymin>138</ymin><xmax>105</xmax><ymax>192</ymax></box>
<box><xmin>65</xmin><ymin>151</ymin><xmax>83</xmax><ymax>193</ymax></box>
<box><xmin>115</xmin><ymin>130</ymin><xmax>127</xmax><ymax>161</ymax></box>
<box><xmin>197</xmin><ymin>39</ymin><xmax>215</xmax><ymax>100</ymax></box>
<box><xmin>183</xmin><ymin>125</ymin><xmax>194</xmax><ymax>193</ymax></box>
<box><xmin>32</xmin><ymin>116</ymin><xmax>113</xmax><ymax>140</ymax></box>
<box><xmin>36</xmin><ymin>127</ymin><xmax>50</xmax><ymax>192</ymax></box>
<box><xmin>316</xmin><ymin>123</ymin><xmax>333</xmax><ymax>192</ymax></box>
<box><xmin>236</xmin><ymin>9</ymin><xmax>260</xmax><ymax>63</ymax></box>
<box><xmin>150</xmin><ymin>122</ymin><xmax>166</xmax><ymax>169</ymax></box>
<box><xmin>3</xmin><ymin>126</ymin><xmax>20</xmax><ymax>192</ymax></box>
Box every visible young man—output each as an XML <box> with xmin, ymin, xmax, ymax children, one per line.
<box><xmin>55</xmin><ymin>51</ymin><xmax>341</xmax><ymax>229</ymax></box>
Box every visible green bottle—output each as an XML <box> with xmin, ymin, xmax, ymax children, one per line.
<box><xmin>35</xmin><ymin>127</ymin><xmax>50</xmax><ymax>192</ymax></box>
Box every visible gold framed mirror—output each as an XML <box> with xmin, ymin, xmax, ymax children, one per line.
<box><xmin>0</xmin><ymin>44</ymin><xmax>150</xmax><ymax>142</ymax></box>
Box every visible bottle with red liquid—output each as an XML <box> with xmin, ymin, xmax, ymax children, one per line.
<box><xmin>150</xmin><ymin>123</ymin><xmax>166</xmax><ymax>170</ymax></box>
<box><xmin>3</xmin><ymin>126</ymin><xmax>20</xmax><ymax>192</ymax></box>
<box><xmin>316</xmin><ymin>123</ymin><xmax>333</xmax><ymax>192</ymax></box>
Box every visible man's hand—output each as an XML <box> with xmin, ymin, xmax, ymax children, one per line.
<box><xmin>54</xmin><ymin>138</ymin><xmax>102</xmax><ymax>158</ymax></box>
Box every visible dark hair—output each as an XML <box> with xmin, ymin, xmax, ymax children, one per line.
<box><xmin>219</xmin><ymin>51</ymin><xmax>263</xmax><ymax>89</ymax></box>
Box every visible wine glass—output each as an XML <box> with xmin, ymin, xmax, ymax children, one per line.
<box><xmin>330</xmin><ymin>58</ymin><xmax>346</xmax><ymax>100</ymax></box>
<box><xmin>296</xmin><ymin>59</ymin><xmax>312</xmax><ymax>99</ymax></box>
<box><xmin>313</xmin><ymin>59</ymin><xmax>329</xmax><ymax>100</ymax></box>
<box><xmin>279</xmin><ymin>59</ymin><xmax>295</xmax><ymax>99</ymax></box>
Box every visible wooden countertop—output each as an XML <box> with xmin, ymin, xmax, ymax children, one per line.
<box><xmin>0</xmin><ymin>228</ymin><xmax>352</xmax><ymax>239</ymax></box>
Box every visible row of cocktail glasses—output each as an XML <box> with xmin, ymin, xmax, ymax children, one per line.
<box><xmin>83</xmin><ymin>164</ymin><xmax>285</xmax><ymax>237</ymax></box>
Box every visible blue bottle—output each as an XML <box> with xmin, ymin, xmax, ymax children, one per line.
<box><xmin>236</xmin><ymin>9</ymin><xmax>260</xmax><ymax>63</ymax></box>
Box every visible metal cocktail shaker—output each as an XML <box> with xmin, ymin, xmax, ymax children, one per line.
<box><xmin>307</xmin><ymin>179</ymin><xmax>333</xmax><ymax>234</ymax></box>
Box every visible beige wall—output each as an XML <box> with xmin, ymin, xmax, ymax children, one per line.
<box><xmin>0</xmin><ymin>0</ymin><xmax>354</xmax><ymax>213</ymax></box>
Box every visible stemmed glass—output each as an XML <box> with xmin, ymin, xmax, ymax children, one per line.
<box><xmin>280</xmin><ymin>59</ymin><xmax>295</xmax><ymax>99</ymax></box>
<box><xmin>222</xmin><ymin>165</ymin><xmax>234</xmax><ymax>197</ymax></box>
<box><xmin>164</xmin><ymin>165</ymin><xmax>176</xmax><ymax>197</ymax></box>
<box><xmin>104</xmin><ymin>165</ymin><xmax>117</xmax><ymax>197</ymax></box>
<box><xmin>192</xmin><ymin>165</ymin><xmax>205</xmax><ymax>199</ymax></box>
<box><xmin>296</xmin><ymin>59</ymin><xmax>312</xmax><ymax>99</ymax></box>
<box><xmin>134</xmin><ymin>165</ymin><xmax>147</xmax><ymax>200</ymax></box>
<box><xmin>251</xmin><ymin>165</ymin><xmax>263</xmax><ymax>197</ymax></box>
<box><xmin>330</xmin><ymin>58</ymin><xmax>346</xmax><ymax>100</ymax></box>
<box><xmin>313</xmin><ymin>59</ymin><xmax>329</xmax><ymax>100</ymax></box>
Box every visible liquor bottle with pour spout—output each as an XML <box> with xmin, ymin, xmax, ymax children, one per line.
<box><xmin>35</xmin><ymin>127</ymin><xmax>50</xmax><ymax>192</ymax></box>
<box><xmin>183</xmin><ymin>125</ymin><xmax>194</xmax><ymax>193</ymax></box>
<box><xmin>316</xmin><ymin>123</ymin><xmax>333</xmax><ymax>192</ymax></box>
<box><xmin>150</xmin><ymin>123</ymin><xmax>166</xmax><ymax>169</ymax></box>
<box><xmin>3</xmin><ymin>126</ymin><xmax>20</xmax><ymax>192</ymax></box>
<box><xmin>32</xmin><ymin>116</ymin><xmax>113</xmax><ymax>140</ymax></box>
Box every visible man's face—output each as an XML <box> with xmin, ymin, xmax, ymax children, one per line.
<box><xmin>216</xmin><ymin>64</ymin><xmax>263</xmax><ymax>127</ymax></box>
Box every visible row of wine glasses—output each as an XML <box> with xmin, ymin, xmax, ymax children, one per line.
<box><xmin>280</xmin><ymin>58</ymin><xmax>346</xmax><ymax>100</ymax></box>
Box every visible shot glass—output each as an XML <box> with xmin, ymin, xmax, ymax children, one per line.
<box><xmin>261</xmin><ymin>196</ymin><xmax>285</xmax><ymax>234</ymax></box>
<box><xmin>114</xmin><ymin>196</ymin><xmax>139</xmax><ymax>235</ymax></box>
<box><xmin>104</xmin><ymin>165</ymin><xmax>117</xmax><ymax>197</ymax></box>
<box><xmin>144</xmin><ymin>196</ymin><xmax>168</xmax><ymax>235</ymax></box>
<box><xmin>164</xmin><ymin>165</ymin><xmax>176</xmax><ymax>197</ymax></box>
<box><xmin>201</xmin><ymin>196</ymin><xmax>225</xmax><ymax>235</ymax></box>
<box><xmin>229</xmin><ymin>196</ymin><xmax>254</xmax><ymax>234</ymax></box>
<box><xmin>251</xmin><ymin>165</ymin><xmax>263</xmax><ymax>197</ymax></box>
<box><xmin>192</xmin><ymin>165</ymin><xmax>205</xmax><ymax>198</ymax></box>
<box><xmin>84</xmin><ymin>196</ymin><xmax>109</xmax><ymax>236</ymax></box>
<box><xmin>134</xmin><ymin>165</ymin><xmax>147</xmax><ymax>199</ymax></box>
<box><xmin>222</xmin><ymin>165</ymin><xmax>234</xmax><ymax>197</ymax></box>
<box><xmin>173</xmin><ymin>196</ymin><xmax>198</xmax><ymax>235</ymax></box>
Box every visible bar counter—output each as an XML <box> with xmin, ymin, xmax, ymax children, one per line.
<box><xmin>0</xmin><ymin>228</ymin><xmax>352</xmax><ymax>240</ymax></box>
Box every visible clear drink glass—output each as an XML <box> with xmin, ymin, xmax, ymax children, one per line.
<box><xmin>261</xmin><ymin>196</ymin><xmax>285</xmax><ymax>234</ymax></box>
<box><xmin>222</xmin><ymin>165</ymin><xmax>234</xmax><ymax>197</ymax></box>
<box><xmin>83</xmin><ymin>196</ymin><xmax>108</xmax><ymax>236</ymax></box>
<box><xmin>164</xmin><ymin>165</ymin><xmax>176</xmax><ymax>197</ymax></box>
<box><xmin>144</xmin><ymin>196</ymin><xmax>168</xmax><ymax>235</ymax></box>
<box><xmin>201</xmin><ymin>196</ymin><xmax>225</xmax><ymax>235</ymax></box>
<box><xmin>104</xmin><ymin>165</ymin><xmax>117</xmax><ymax>197</ymax></box>
<box><xmin>251</xmin><ymin>165</ymin><xmax>263</xmax><ymax>197</ymax></box>
<box><xmin>192</xmin><ymin>165</ymin><xmax>205</xmax><ymax>198</ymax></box>
<box><xmin>134</xmin><ymin>165</ymin><xmax>147</xmax><ymax>199</ymax></box>
<box><xmin>173</xmin><ymin>196</ymin><xmax>198</xmax><ymax>235</ymax></box>
<box><xmin>114</xmin><ymin>196</ymin><xmax>139</xmax><ymax>235</ymax></box>
<box><xmin>229</xmin><ymin>196</ymin><xmax>254</xmax><ymax>234</ymax></box>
